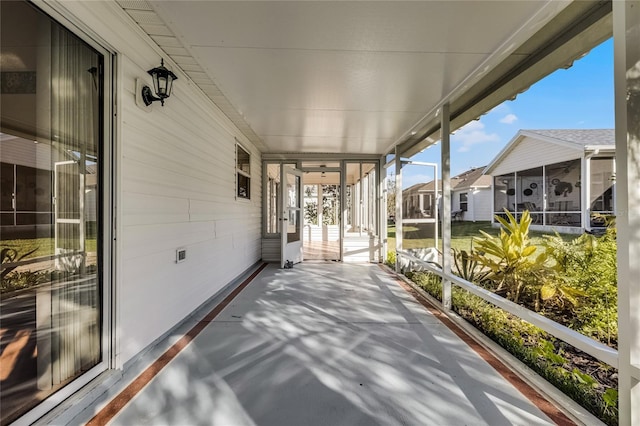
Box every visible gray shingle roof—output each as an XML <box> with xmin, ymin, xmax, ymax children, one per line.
<box><xmin>402</xmin><ymin>166</ymin><xmax>490</xmax><ymax>194</ymax></box>
<box><xmin>524</xmin><ymin>129</ymin><xmax>614</xmax><ymax>146</ymax></box>
<box><xmin>451</xmin><ymin>167</ymin><xmax>491</xmax><ymax>190</ymax></box>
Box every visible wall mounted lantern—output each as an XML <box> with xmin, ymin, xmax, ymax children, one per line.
<box><xmin>141</xmin><ymin>59</ymin><xmax>178</xmax><ymax>106</ymax></box>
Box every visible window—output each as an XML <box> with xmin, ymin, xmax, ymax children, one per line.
<box><xmin>304</xmin><ymin>184</ymin><xmax>319</xmax><ymax>225</ymax></box>
<box><xmin>265</xmin><ymin>163</ymin><xmax>280</xmax><ymax>234</ymax></box>
<box><xmin>236</xmin><ymin>144</ymin><xmax>250</xmax><ymax>199</ymax></box>
<box><xmin>460</xmin><ymin>193</ymin><xmax>468</xmax><ymax>212</ymax></box>
<box><xmin>1</xmin><ymin>1</ymin><xmax>104</xmax><ymax>422</ymax></box>
<box><xmin>322</xmin><ymin>184</ymin><xmax>340</xmax><ymax>225</ymax></box>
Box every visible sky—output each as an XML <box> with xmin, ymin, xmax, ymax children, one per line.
<box><xmin>399</xmin><ymin>38</ymin><xmax>614</xmax><ymax>188</ymax></box>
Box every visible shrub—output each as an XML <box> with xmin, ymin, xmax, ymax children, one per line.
<box><xmin>386</xmin><ymin>250</ymin><xmax>396</xmax><ymax>268</ymax></box>
<box><xmin>450</xmin><ymin>287</ymin><xmax>618</xmax><ymax>426</ymax></box>
<box><xmin>472</xmin><ymin>210</ymin><xmax>553</xmax><ymax>305</ymax></box>
<box><xmin>407</xmin><ymin>271</ymin><xmax>442</xmax><ymax>301</ymax></box>
<box><xmin>1</xmin><ymin>270</ymin><xmax>50</xmax><ymax>293</ymax></box>
<box><xmin>544</xmin><ymin>228</ymin><xmax>618</xmax><ymax>346</ymax></box>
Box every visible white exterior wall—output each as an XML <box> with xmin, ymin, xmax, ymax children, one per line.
<box><xmin>469</xmin><ymin>188</ymin><xmax>493</xmax><ymax>221</ymax></box>
<box><xmin>57</xmin><ymin>2</ymin><xmax>263</xmax><ymax>365</ymax></box>
<box><xmin>490</xmin><ymin>136</ymin><xmax>581</xmax><ymax>175</ymax></box>
<box><xmin>452</xmin><ymin>188</ymin><xmax>492</xmax><ymax>221</ymax></box>
<box><xmin>451</xmin><ymin>190</ymin><xmax>462</xmax><ymax>212</ymax></box>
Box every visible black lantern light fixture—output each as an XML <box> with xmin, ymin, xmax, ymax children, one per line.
<box><xmin>141</xmin><ymin>59</ymin><xmax>178</xmax><ymax>106</ymax></box>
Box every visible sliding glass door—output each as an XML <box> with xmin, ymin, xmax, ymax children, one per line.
<box><xmin>1</xmin><ymin>2</ymin><xmax>104</xmax><ymax>423</ymax></box>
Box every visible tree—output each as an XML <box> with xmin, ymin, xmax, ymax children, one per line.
<box><xmin>322</xmin><ymin>184</ymin><xmax>339</xmax><ymax>225</ymax></box>
<box><xmin>387</xmin><ymin>172</ymin><xmax>396</xmax><ymax>220</ymax></box>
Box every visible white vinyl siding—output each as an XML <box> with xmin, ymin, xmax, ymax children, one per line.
<box><xmin>471</xmin><ymin>188</ymin><xmax>493</xmax><ymax>221</ymax></box>
<box><xmin>58</xmin><ymin>2</ymin><xmax>263</xmax><ymax>365</ymax></box>
<box><xmin>119</xmin><ymin>67</ymin><xmax>262</xmax><ymax>362</ymax></box>
<box><xmin>452</xmin><ymin>188</ymin><xmax>492</xmax><ymax>221</ymax></box>
<box><xmin>490</xmin><ymin>136</ymin><xmax>581</xmax><ymax>176</ymax></box>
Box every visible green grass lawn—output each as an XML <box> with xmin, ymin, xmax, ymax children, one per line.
<box><xmin>387</xmin><ymin>221</ymin><xmax>577</xmax><ymax>252</ymax></box>
<box><xmin>2</xmin><ymin>238</ymin><xmax>98</xmax><ymax>260</ymax></box>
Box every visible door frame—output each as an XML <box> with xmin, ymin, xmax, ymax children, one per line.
<box><xmin>299</xmin><ymin>167</ymin><xmax>342</xmax><ymax>261</ymax></box>
<box><xmin>281</xmin><ymin>166</ymin><xmax>303</xmax><ymax>267</ymax></box>
<box><xmin>261</xmin><ymin>155</ymin><xmax>383</xmax><ymax>265</ymax></box>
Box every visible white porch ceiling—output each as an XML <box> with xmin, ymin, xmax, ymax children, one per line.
<box><xmin>117</xmin><ymin>1</ymin><xmax>608</xmax><ymax>156</ymax></box>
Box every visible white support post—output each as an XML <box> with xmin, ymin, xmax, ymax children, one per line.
<box><xmin>441</xmin><ymin>103</ymin><xmax>452</xmax><ymax>309</ymax></box>
<box><xmin>340</xmin><ymin>161</ymin><xmax>346</xmax><ymax>262</ymax></box>
<box><xmin>614</xmin><ymin>2</ymin><xmax>640</xmax><ymax>424</ymax></box>
<box><xmin>395</xmin><ymin>147</ymin><xmax>403</xmax><ymax>273</ymax></box>
<box><xmin>380</xmin><ymin>156</ymin><xmax>387</xmax><ymax>263</ymax></box>
<box><xmin>583</xmin><ymin>156</ymin><xmax>591</xmax><ymax>231</ymax></box>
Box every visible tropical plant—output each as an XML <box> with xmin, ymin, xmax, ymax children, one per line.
<box><xmin>471</xmin><ymin>209</ymin><xmax>551</xmax><ymax>304</ymax></box>
<box><xmin>1</xmin><ymin>246</ymin><xmax>38</xmax><ymax>280</ymax></box>
<box><xmin>451</xmin><ymin>248</ymin><xmax>491</xmax><ymax>284</ymax></box>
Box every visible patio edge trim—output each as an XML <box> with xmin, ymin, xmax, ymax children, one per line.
<box><xmin>86</xmin><ymin>262</ymin><xmax>269</xmax><ymax>426</ymax></box>
<box><xmin>380</xmin><ymin>265</ymin><xmax>577</xmax><ymax>426</ymax></box>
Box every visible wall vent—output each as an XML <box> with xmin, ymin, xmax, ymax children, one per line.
<box><xmin>176</xmin><ymin>248</ymin><xmax>187</xmax><ymax>263</ymax></box>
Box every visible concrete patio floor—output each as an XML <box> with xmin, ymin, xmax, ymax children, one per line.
<box><xmin>75</xmin><ymin>262</ymin><xmax>571</xmax><ymax>426</ymax></box>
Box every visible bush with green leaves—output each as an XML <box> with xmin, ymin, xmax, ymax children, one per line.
<box><xmin>450</xmin><ymin>287</ymin><xmax>618</xmax><ymax>426</ymax></box>
<box><xmin>543</xmin><ymin>228</ymin><xmax>618</xmax><ymax>346</ymax></box>
<box><xmin>395</xmin><ymin>211</ymin><xmax>620</xmax><ymax>425</ymax></box>
<box><xmin>471</xmin><ymin>210</ymin><xmax>553</xmax><ymax>305</ymax></box>
<box><xmin>1</xmin><ymin>270</ymin><xmax>50</xmax><ymax>293</ymax></box>
<box><xmin>385</xmin><ymin>250</ymin><xmax>396</xmax><ymax>268</ymax></box>
<box><xmin>406</xmin><ymin>270</ymin><xmax>442</xmax><ymax>301</ymax></box>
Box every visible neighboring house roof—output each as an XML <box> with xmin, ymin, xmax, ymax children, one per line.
<box><xmin>523</xmin><ymin>129</ymin><xmax>615</xmax><ymax>147</ymax></box>
<box><xmin>451</xmin><ymin>167</ymin><xmax>491</xmax><ymax>191</ymax></box>
<box><xmin>484</xmin><ymin>129</ymin><xmax>615</xmax><ymax>175</ymax></box>
<box><xmin>402</xmin><ymin>166</ymin><xmax>490</xmax><ymax>195</ymax></box>
<box><xmin>403</xmin><ymin>181</ymin><xmax>437</xmax><ymax>194</ymax></box>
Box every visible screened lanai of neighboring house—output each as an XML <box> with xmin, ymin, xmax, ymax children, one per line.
<box><xmin>485</xmin><ymin>129</ymin><xmax>616</xmax><ymax>233</ymax></box>
<box><xmin>2</xmin><ymin>1</ymin><xmax>640</xmax><ymax>425</ymax></box>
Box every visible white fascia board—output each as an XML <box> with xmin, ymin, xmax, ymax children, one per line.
<box><xmin>584</xmin><ymin>145</ymin><xmax>616</xmax><ymax>152</ymax></box>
